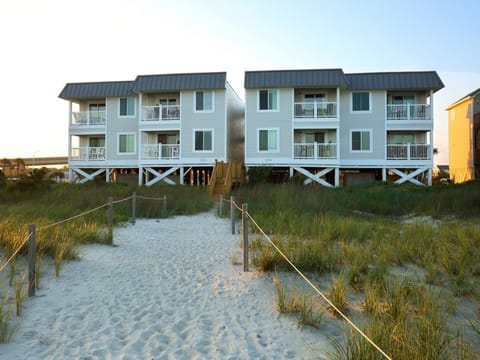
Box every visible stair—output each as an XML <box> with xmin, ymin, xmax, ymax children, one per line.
<box><xmin>209</xmin><ymin>161</ymin><xmax>244</xmax><ymax>199</ymax></box>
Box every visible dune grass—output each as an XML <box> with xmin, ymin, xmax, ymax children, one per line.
<box><xmin>233</xmin><ymin>181</ymin><xmax>480</xmax><ymax>359</ymax></box>
<box><xmin>0</xmin><ymin>181</ymin><xmax>214</xmax><ymax>342</ymax></box>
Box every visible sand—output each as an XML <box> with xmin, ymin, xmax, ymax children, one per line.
<box><xmin>1</xmin><ymin>212</ymin><xmax>331</xmax><ymax>359</ymax></box>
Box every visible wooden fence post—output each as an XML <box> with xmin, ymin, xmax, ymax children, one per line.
<box><xmin>108</xmin><ymin>196</ymin><xmax>113</xmax><ymax>233</ymax></box>
<box><xmin>219</xmin><ymin>194</ymin><xmax>223</xmax><ymax>215</ymax></box>
<box><xmin>242</xmin><ymin>203</ymin><xmax>249</xmax><ymax>272</ymax></box>
<box><xmin>28</xmin><ymin>224</ymin><xmax>36</xmax><ymax>297</ymax></box>
<box><xmin>230</xmin><ymin>196</ymin><xmax>235</xmax><ymax>234</ymax></box>
<box><xmin>163</xmin><ymin>194</ymin><xmax>167</xmax><ymax>213</ymax></box>
<box><xmin>132</xmin><ymin>192</ymin><xmax>136</xmax><ymax>225</ymax></box>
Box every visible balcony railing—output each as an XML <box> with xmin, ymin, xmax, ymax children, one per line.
<box><xmin>294</xmin><ymin>102</ymin><xmax>337</xmax><ymax>118</ymax></box>
<box><xmin>293</xmin><ymin>143</ymin><xmax>337</xmax><ymax>159</ymax></box>
<box><xmin>71</xmin><ymin>147</ymin><xmax>105</xmax><ymax>161</ymax></box>
<box><xmin>387</xmin><ymin>144</ymin><xmax>431</xmax><ymax>160</ymax></box>
<box><xmin>141</xmin><ymin>144</ymin><xmax>180</xmax><ymax>159</ymax></box>
<box><xmin>386</xmin><ymin>104</ymin><xmax>431</xmax><ymax>120</ymax></box>
<box><xmin>142</xmin><ymin>105</ymin><xmax>180</xmax><ymax>121</ymax></box>
<box><xmin>71</xmin><ymin>111</ymin><xmax>106</xmax><ymax>126</ymax></box>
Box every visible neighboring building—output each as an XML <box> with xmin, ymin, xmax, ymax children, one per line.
<box><xmin>244</xmin><ymin>69</ymin><xmax>444</xmax><ymax>186</ymax></box>
<box><xmin>59</xmin><ymin>72</ymin><xmax>244</xmax><ymax>186</ymax></box>
<box><xmin>446</xmin><ymin>88</ymin><xmax>480</xmax><ymax>183</ymax></box>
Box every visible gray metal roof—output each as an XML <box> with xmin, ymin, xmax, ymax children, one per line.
<box><xmin>131</xmin><ymin>72</ymin><xmax>227</xmax><ymax>92</ymax></box>
<box><xmin>345</xmin><ymin>71</ymin><xmax>444</xmax><ymax>92</ymax></box>
<box><xmin>58</xmin><ymin>81</ymin><xmax>135</xmax><ymax>100</ymax></box>
<box><xmin>244</xmin><ymin>69</ymin><xmax>348</xmax><ymax>89</ymax></box>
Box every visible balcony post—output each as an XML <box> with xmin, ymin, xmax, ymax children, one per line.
<box><xmin>407</xmin><ymin>143</ymin><xmax>411</xmax><ymax>160</ymax></box>
<box><xmin>313</xmin><ymin>101</ymin><xmax>317</xmax><ymax>118</ymax></box>
<box><xmin>314</xmin><ymin>142</ymin><xmax>318</xmax><ymax>159</ymax></box>
<box><xmin>158</xmin><ymin>143</ymin><xmax>162</xmax><ymax>159</ymax></box>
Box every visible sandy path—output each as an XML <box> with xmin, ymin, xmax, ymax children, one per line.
<box><xmin>2</xmin><ymin>212</ymin><xmax>330</xmax><ymax>359</ymax></box>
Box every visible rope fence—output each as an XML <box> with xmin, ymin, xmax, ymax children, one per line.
<box><xmin>219</xmin><ymin>195</ymin><xmax>392</xmax><ymax>360</ymax></box>
<box><xmin>0</xmin><ymin>193</ymin><xmax>169</xmax><ymax>297</ymax></box>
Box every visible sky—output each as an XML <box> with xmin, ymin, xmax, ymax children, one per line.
<box><xmin>1</xmin><ymin>0</ymin><xmax>479</xmax><ymax>165</ymax></box>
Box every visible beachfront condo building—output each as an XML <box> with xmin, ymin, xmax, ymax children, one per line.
<box><xmin>244</xmin><ymin>69</ymin><xmax>444</xmax><ymax>186</ymax></box>
<box><xmin>446</xmin><ymin>88</ymin><xmax>480</xmax><ymax>183</ymax></box>
<box><xmin>59</xmin><ymin>72</ymin><xmax>244</xmax><ymax>186</ymax></box>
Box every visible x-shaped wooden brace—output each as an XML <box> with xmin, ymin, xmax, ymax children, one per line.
<box><xmin>292</xmin><ymin>167</ymin><xmax>334</xmax><ymax>187</ymax></box>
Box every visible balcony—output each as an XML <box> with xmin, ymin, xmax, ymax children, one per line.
<box><xmin>71</xmin><ymin>111</ymin><xmax>106</xmax><ymax>126</ymax></box>
<box><xmin>141</xmin><ymin>105</ymin><xmax>180</xmax><ymax>122</ymax></box>
<box><xmin>293</xmin><ymin>143</ymin><xmax>337</xmax><ymax>159</ymax></box>
<box><xmin>71</xmin><ymin>147</ymin><xmax>105</xmax><ymax>161</ymax></box>
<box><xmin>387</xmin><ymin>144</ymin><xmax>431</xmax><ymax>160</ymax></box>
<box><xmin>386</xmin><ymin>104</ymin><xmax>431</xmax><ymax>121</ymax></box>
<box><xmin>141</xmin><ymin>144</ymin><xmax>180</xmax><ymax>160</ymax></box>
<box><xmin>294</xmin><ymin>102</ymin><xmax>337</xmax><ymax>118</ymax></box>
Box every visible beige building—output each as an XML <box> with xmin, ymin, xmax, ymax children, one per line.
<box><xmin>446</xmin><ymin>88</ymin><xmax>480</xmax><ymax>183</ymax></box>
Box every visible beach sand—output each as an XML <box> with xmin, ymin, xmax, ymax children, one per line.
<box><xmin>1</xmin><ymin>212</ymin><xmax>331</xmax><ymax>359</ymax></box>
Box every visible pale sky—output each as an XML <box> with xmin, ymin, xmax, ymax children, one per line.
<box><xmin>1</xmin><ymin>0</ymin><xmax>479</xmax><ymax>165</ymax></box>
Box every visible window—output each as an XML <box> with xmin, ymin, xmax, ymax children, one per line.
<box><xmin>89</xmin><ymin>103</ymin><xmax>106</xmax><ymax>124</ymax></box>
<box><xmin>118</xmin><ymin>133</ymin><xmax>135</xmax><ymax>154</ymax></box>
<box><xmin>351</xmin><ymin>130</ymin><xmax>371</xmax><ymax>151</ymax></box>
<box><xmin>194</xmin><ymin>130</ymin><xmax>213</xmax><ymax>151</ymax></box>
<box><xmin>352</xmin><ymin>92</ymin><xmax>370</xmax><ymax>112</ymax></box>
<box><xmin>258</xmin><ymin>129</ymin><xmax>278</xmax><ymax>152</ymax></box>
<box><xmin>392</xmin><ymin>95</ymin><xmax>414</xmax><ymax>105</ymax></box>
<box><xmin>259</xmin><ymin>90</ymin><xmax>278</xmax><ymax>111</ymax></box>
<box><xmin>89</xmin><ymin>137</ymin><xmax>105</xmax><ymax>147</ymax></box>
<box><xmin>119</xmin><ymin>97</ymin><xmax>135</xmax><ymax>116</ymax></box>
<box><xmin>195</xmin><ymin>91</ymin><xmax>214</xmax><ymax>111</ymax></box>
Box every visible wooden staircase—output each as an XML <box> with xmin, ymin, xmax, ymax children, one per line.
<box><xmin>209</xmin><ymin>160</ymin><xmax>244</xmax><ymax>199</ymax></box>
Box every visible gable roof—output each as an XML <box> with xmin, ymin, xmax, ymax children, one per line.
<box><xmin>58</xmin><ymin>81</ymin><xmax>134</xmax><ymax>100</ymax></box>
<box><xmin>131</xmin><ymin>72</ymin><xmax>227</xmax><ymax>92</ymax></box>
<box><xmin>244</xmin><ymin>69</ymin><xmax>348</xmax><ymax>89</ymax></box>
<box><xmin>446</xmin><ymin>88</ymin><xmax>480</xmax><ymax>110</ymax></box>
<box><xmin>345</xmin><ymin>71</ymin><xmax>444</xmax><ymax>92</ymax></box>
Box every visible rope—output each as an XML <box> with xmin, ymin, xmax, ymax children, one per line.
<box><xmin>0</xmin><ymin>233</ymin><xmax>30</xmax><ymax>273</ymax></box>
<box><xmin>245</xmin><ymin>211</ymin><xmax>392</xmax><ymax>360</ymax></box>
<box><xmin>136</xmin><ymin>195</ymin><xmax>167</xmax><ymax>201</ymax></box>
<box><xmin>111</xmin><ymin>195</ymin><xmax>133</xmax><ymax>205</ymax></box>
<box><xmin>37</xmin><ymin>203</ymin><xmax>109</xmax><ymax>231</ymax></box>
<box><xmin>0</xmin><ymin>195</ymin><xmax>133</xmax><ymax>273</ymax></box>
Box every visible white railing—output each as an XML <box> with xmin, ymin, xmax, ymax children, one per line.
<box><xmin>71</xmin><ymin>147</ymin><xmax>105</xmax><ymax>161</ymax></box>
<box><xmin>71</xmin><ymin>111</ymin><xmax>106</xmax><ymax>126</ymax></box>
<box><xmin>294</xmin><ymin>102</ymin><xmax>337</xmax><ymax>118</ymax></box>
<box><xmin>293</xmin><ymin>143</ymin><xmax>337</xmax><ymax>159</ymax></box>
<box><xmin>141</xmin><ymin>105</ymin><xmax>180</xmax><ymax>121</ymax></box>
<box><xmin>386</xmin><ymin>104</ymin><xmax>431</xmax><ymax>120</ymax></box>
<box><xmin>387</xmin><ymin>144</ymin><xmax>431</xmax><ymax>160</ymax></box>
<box><xmin>141</xmin><ymin>144</ymin><xmax>180</xmax><ymax>159</ymax></box>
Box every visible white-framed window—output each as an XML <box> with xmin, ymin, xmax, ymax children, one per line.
<box><xmin>351</xmin><ymin>92</ymin><xmax>371</xmax><ymax>112</ymax></box>
<box><xmin>258</xmin><ymin>89</ymin><xmax>278</xmax><ymax>111</ymax></box>
<box><xmin>118</xmin><ymin>133</ymin><xmax>136</xmax><ymax>154</ymax></box>
<box><xmin>350</xmin><ymin>129</ymin><xmax>372</xmax><ymax>152</ymax></box>
<box><xmin>194</xmin><ymin>91</ymin><xmax>214</xmax><ymax>112</ymax></box>
<box><xmin>193</xmin><ymin>129</ymin><xmax>213</xmax><ymax>152</ymax></box>
<box><xmin>119</xmin><ymin>97</ymin><xmax>135</xmax><ymax>117</ymax></box>
<box><xmin>258</xmin><ymin>128</ymin><xmax>279</xmax><ymax>152</ymax></box>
